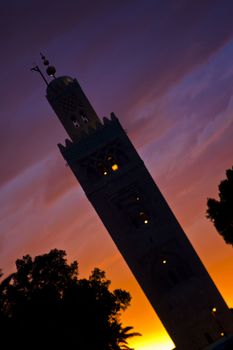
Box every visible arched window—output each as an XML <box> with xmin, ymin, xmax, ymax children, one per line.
<box><xmin>71</xmin><ymin>115</ymin><xmax>80</xmax><ymax>128</ymax></box>
<box><xmin>139</xmin><ymin>248</ymin><xmax>194</xmax><ymax>294</ymax></box>
<box><xmin>113</xmin><ymin>185</ymin><xmax>150</xmax><ymax>227</ymax></box>
<box><xmin>80</xmin><ymin>110</ymin><xmax>89</xmax><ymax>123</ymax></box>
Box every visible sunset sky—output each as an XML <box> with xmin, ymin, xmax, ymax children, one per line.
<box><xmin>1</xmin><ymin>1</ymin><xmax>233</xmax><ymax>349</ymax></box>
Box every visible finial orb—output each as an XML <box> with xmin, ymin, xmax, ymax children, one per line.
<box><xmin>46</xmin><ymin>66</ymin><xmax>56</xmax><ymax>77</ymax></box>
<box><xmin>43</xmin><ymin>59</ymin><xmax>49</xmax><ymax>66</ymax></box>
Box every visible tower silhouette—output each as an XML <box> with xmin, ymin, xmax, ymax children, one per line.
<box><xmin>42</xmin><ymin>68</ymin><xmax>233</xmax><ymax>350</ymax></box>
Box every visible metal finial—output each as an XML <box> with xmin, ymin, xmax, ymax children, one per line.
<box><xmin>30</xmin><ymin>64</ymin><xmax>48</xmax><ymax>86</ymax></box>
<box><xmin>31</xmin><ymin>54</ymin><xmax>57</xmax><ymax>85</ymax></box>
<box><xmin>46</xmin><ymin>66</ymin><xmax>56</xmax><ymax>77</ymax></box>
<box><xmin>40</xmin><ymin>53</ymin><xmax>56</xmax><ymax>79</ymax></box>
<box><xmin>40</xmin><ymin>52</ymin><xmax>49</xmax><ymax>66</ymax></box>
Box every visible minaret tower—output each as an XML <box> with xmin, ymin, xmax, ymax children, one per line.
<box><xmin>33</xmin><ymin>57</ymin><xmax>233</xmax><ymax>350</ymax></box>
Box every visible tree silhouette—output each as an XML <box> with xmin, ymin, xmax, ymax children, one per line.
<box><xmin>206</xmin><ymin>166</ymin><xmax>233</xmax><ymax>246</ymax></box>
<box><xmin>0</xmin><ymin>249</ymin><xmax>140</xmax><ymax>350</ymax></box>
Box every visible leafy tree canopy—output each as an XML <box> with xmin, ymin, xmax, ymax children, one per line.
<box><xmin>206</xmin><ymin>166</ymin><xmax>233</xmax><ymax>245</ymax></box>
<box><xmin>0</xmin><ymin>249</ymin><xmax>140</xmax><ymax>350</ymax></box>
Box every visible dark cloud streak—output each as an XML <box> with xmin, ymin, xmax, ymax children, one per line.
<box><xmin>1</xmin><ymin>0</ymin><xmax>233</xmax><ymax>188</ymax></box>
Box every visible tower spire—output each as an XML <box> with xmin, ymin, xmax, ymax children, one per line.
<box><xmin>30</xmin><ymin>64</ymin><xmax>48</xmax><ymax>86</ymax></box>
<box><xmin>40</xmin><ymin>53</ymin><xmax>56</xmax><ymax>79</ymax></box>
<box><xmin>30</xmin><ymin>53</ymin><xmax>56</xmax><ymax>85</ymax></box>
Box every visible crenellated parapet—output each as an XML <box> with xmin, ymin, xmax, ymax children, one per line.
<box><xmin>57</xmin><ymin>112</ymin><xmax>123</xmax><ymax>153</ymax></box>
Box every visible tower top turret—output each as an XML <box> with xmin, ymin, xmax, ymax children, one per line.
<box><xmin>46</xmin><ymin>75</ymin><xmax>101</xmax><ymax>142</ymax></box>
<box><xmin>46</xmin><ymin>76</ymin><xmax>74</xmax><ymax>97</ymax></box>
<box><xmin>31</xmin><ymin>54</ymin><xmax>101</xmax><ymax>142</ymax></box>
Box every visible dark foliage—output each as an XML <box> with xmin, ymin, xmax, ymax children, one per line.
<box><xmin>0</xmin><ymin>249</ymin><xmax>140</xmax><ymax>350</ymax></box>
<box><xmin>207</xmin><ymin>166</ymin><xmax>233</xmax><ymax>245</ymax></box>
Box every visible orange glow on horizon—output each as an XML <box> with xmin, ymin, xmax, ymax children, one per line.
<box><xmin>128</xmin><ymin>333</ymin><xmax>174</xmax><ymax>350</ymax></box>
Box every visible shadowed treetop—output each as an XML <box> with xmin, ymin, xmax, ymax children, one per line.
<box><xmin>206</xmin><ymin>165</ymin><xmax>233</xmax><ymax>246</ymax></box>
<box><xmin>0</xmin><ymin>249</ymin><xmax>140</xmax><ymax>350</ymax></box>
